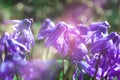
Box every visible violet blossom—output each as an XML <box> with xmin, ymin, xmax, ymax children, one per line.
<box><xmin>37</xmin><ymin>18</ymin><xmax>56</xmax><ymax>40</ymax></box>
<box><xmin>2</xmin><ymin>18</ymin><xmax>34</xmax><ymax>50</ymax></box>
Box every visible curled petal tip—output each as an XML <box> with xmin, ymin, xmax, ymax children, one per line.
<box><xmin>2</xmin><ymin>20</ymin><xmax>21</xmax><ymax>25</ymax></box>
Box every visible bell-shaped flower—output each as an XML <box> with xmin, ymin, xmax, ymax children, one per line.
<box><xmin>2</xmin><ymin>18</ymin><xmax>34</xmax><ymax>50</ymax></box>
<box><xmin>70</xmin><ymin>42</ymin><xmax>88</xmax><ymax>61</ymax></box>
<box><xmin>45</xmin><ymin>22</ymin><xmax>68</xmax><ymax>54</ymax></box>
<box><xmin>90</xmin><ymin>32</ymin><xmax>118</xmax><ymax>54</ymax></box>
<box><xmin>6</xmin><ymin>39</ymin><xmax>29</xmax><ymax>54</ymax></box>
<box><xmin>88</xmin><ymin>21</ymin><xmax>110</xmax><ymax>43</ymax></box>
<box><xmin>89</xmin><ymin>21</ymin><xmax>109</xmax><ymax>31</ymax></box>
<box><xmin>0</xmin><ymin>32</ymin><xmax>10</xmax><ymax>53</ymax></box>
<box><xmin>37</xmin><ymin>18</ymin><xmax>56</xmax><ymax>40</ymax></box>
<box><xmin>0</xmin><ymin>61</ymin><xmax>15</xmax><ymax>80</ymax></box>
<box><xmin>0</xmin><ymin>32</ymin><xmax>11</xmax><ymax>63</ymax></box>
<box><xmin>80</xmin><ymin>61</ymin><xmax>106</xmax><ymax>79</ymax></box>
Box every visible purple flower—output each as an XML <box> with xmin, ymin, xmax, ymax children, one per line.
<box><xmin>0</xmin><ymin>32</ymin><xmax>11</xmax><ymax>63</ymax></box>
<box><xmin>0</xmin><ymin>32</ymin><xmax>10</xmax><ymax>53</ymax></box>
<box><xmin>19</xmin><ymin>60</ymin><xmax>60</xmax><ymax>80</ymax></box>
<box><xmin>45</xmin><ymin>21</ymin><xmax>68</xmax><ymax>54</ymax></box>
<box><xmin>0</xmin><ymin>31</ymin><xmax>29</xmax><ymax>62</ymax></box>
<box><xmin>77</xmin><ymin>24</ymin><xmax>89</xmax><ymax>35</ymax></box>
<box><xmin>6</xmin><ymin>39</ymin><xmax>29</xmax><ymax>54</ymax></box>
<box><xmin>0</xmin><ymin>56</ymin><xmax>60</xmax><ymax>80</ymax></box>
<box><xmin>89</xmin><ymin>21</ymin><xmax>109</xmax><ymax>31</ymax></box>
<box><xmin>88</xmin><ymin>21</ymin><xmax>110</xmax><ymax>43</ymax></box>
<box><xmin>90</xmin><ymin>32</ymin><xmax>118</xmax><ymax>54</ymax></box>
<box><xmin>81</xmin><ymin>32</ymin><xmax>120</xmax><ymax>79</ymax></box>
<box><xmin>108</xmin><ymin>63</ymin><xmax>120</xmax><ymax>80</ymax></box>
<box><xmin>3</xmin><ymin>18</ymin><xmax>34</xmax><ymax>50</ymax></box>
<box><xmin>0</xmin><ymin>54</ymin><xmax>27</xmax><ymax>80</ymax></box>
<box><xmin>80</xmin><ymin>61</ymin><xmax>106</xmax><ymax>79</ymax></box>
<box><xmin>75</xmin><ymin>24</ymin><xmax>89</xmax><ymax>44</ymax></box>
<box><xmin>0</xmin><ymin>61</ymin><xmax>15</xmax><ymax>80</ymax></box>
<box><xmin>70</xmin><ymin>42</ymin><xmax>88</xmax><ymax>61</ymax></box>
<box><xmin>37</xmin><ymin>18</ymin><xmax>56</xmax><ymax>40</ymax></box>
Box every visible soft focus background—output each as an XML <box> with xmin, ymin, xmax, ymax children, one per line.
<box><xmin>0</xmin><ymin>0</ymin><xmax>120</xmax><ymax>60</ymax></box>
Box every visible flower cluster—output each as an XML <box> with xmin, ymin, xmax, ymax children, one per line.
<box><xmin>38</xmin><ymin>19</ymin><xmax>120</xmax><ymax>80</ymax></box>
<box><xmin>0</xmin><ymin>19</ymin><xmax>60</xmax><ymax>80</ymax></box>
<box><xmin>0</xmin><ymin>19</ymin><xmax>34</xmax><ymax>80</ymax></box>
<box><xmin>0</xmin><ymin>18</ymin><xmax>119</xmax><ymax>80</ymax></box>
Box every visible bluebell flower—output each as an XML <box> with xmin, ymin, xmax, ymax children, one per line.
<box><xmin>0</xmin><ymin>56</ymin><xmax>60</xmax><ymax>80</ymax></box>
<box><xmin>45</xmin><ymin>21</ymin><xmax>68</xmax><ymax>54</ymax></box>
<box><xmin>70</xmin><ymin>42</ymin><xmax>88</xmax><ymax>61</ymax></box>
<box><xmin>90</xmin><ymin>32</ymin><xmax>118</xmax><ymax>54</ymax></box>
<box><xmin>73</xmin><ymin>64</ymin><xmax>83</xmax><ymax>80</ymax></box>
<box><xmin>3</xmin><ymin>18</ymin><xmax>34</xmax><ymax>50</ymax></box>
<box><xmin>80</xmin><ymin>61</ymin><xmax>105</xmax><ymax>79</ymax></box>
<box><xmin>0</xmin><ymin>32</ymin><xmax>10</xmax><ymax>53</ymax></box>
<box><xmin>81</xmin><ymin>32</ymin><xmax>120</xmax><ymax>79</ymax></box>
<box><xmin>37</xmin><ymin>18</ymin><xmax>56</xmax><ymax>40</ymax></box>
<box><xmin>19</xmin><ymin>60</ymin><xmax>60</xmax><ymax>80</ymax></box>
<box><xmin>0</xmin><ymin>54</ymin><xmax>27</xmax><ymax>80</ymax></box>
<box><xmin>89</xmin><ymin>21</ymin><xmax>109</xmax><ymax>31</ymax></box>
<box><xmin>0</xmin><ymin>61</ymin><xmax>15</xmax><ymax>80</ymax></box>
<box><xmin>6</xmin><ymin>39</ymin><xmax>29</xmax><ymax>54</ymax></box>
<box><xmin>0</xmin><ymin>32</ymin><xmax>11</xmax><ymax>63</ymax></box>
<box><xmin>88</xmin><ymin>21</ymin><xmax>110</xmax><ymax>43</ymax></box>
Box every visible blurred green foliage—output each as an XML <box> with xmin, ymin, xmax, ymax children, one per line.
<box><xmin>0</xmin><ymin>0</ymin><xmax>119</xmax><ymax>32</ymax></box>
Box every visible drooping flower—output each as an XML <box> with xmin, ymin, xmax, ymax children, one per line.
<box><xmin>37</xmin><ymin>18</ymin><xmax>56</xmax><ymax>40</ymax></box>
<box><xmin>2</xmin><ymin>18</ymin><xmax>34</xmax><ymax>50</ymax></box>
<box><xmin>0</xmin><ymin>32</ymin><xmax>10</xmax><ymax>54</ymax></box>
<box><xmin>89</xmin><ymin>21</ymin><xmax>109</xmax><ymax>31</ymax></box>
<box><xmin>6</xmin><ymin>39</ymin><xmax>29</xmax><ymax>54</ymax></box>
<box><xmin>88</xmin><ymin>21</ymin><xmax>110</xmax><ymax>43</ymax></box>
<box><xmin>45</xmin><ymin>21</ymin><xmax>68</xmax><ymax>54</ymax></box>
<box><xmin>70</xmin><ymin>42</ymin><xmax>88</xmax><ymax>61</ymax></box>
<box><xmin>0</xmin><ymin>32</ymin><xmax>11</xmax><ymax>63</ymax></box>
<box><xmin>90</xmin><ymin>32</ymin><xmax>118</xmax><ymax>54</ymax></box>
<box><xmin>80</xmin><ymin>32</ymin><xmax>120</xmax><ymax>79</ymax></box>
<box><xmin>80</xmin><ymin>61</ymin><xmax>107</xmax><ymax>79</ymax></box>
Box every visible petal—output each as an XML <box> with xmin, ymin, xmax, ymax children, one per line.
<box><xmin>80</xmin><ymin>61</ymin><xmax>103</xmax><ymax>78</ymax></box>
<box><xmin>90</xmin><ymin>39</ymin><xmax>113</xmax><ymax>54</ymax></box>
<box><xmin>89</xmin><ymin>21</ymin><xmax>109</xmax><ymax>31</ymax></box>
<box><xmin>7</xmin><ymin>39</ymin><xmax>29</xmax><ymax>53</ymax></box>
<box><xmin>2</xmin><ymin>20</ymin><xmax>21</xmax><ymax>25</ymax></box>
